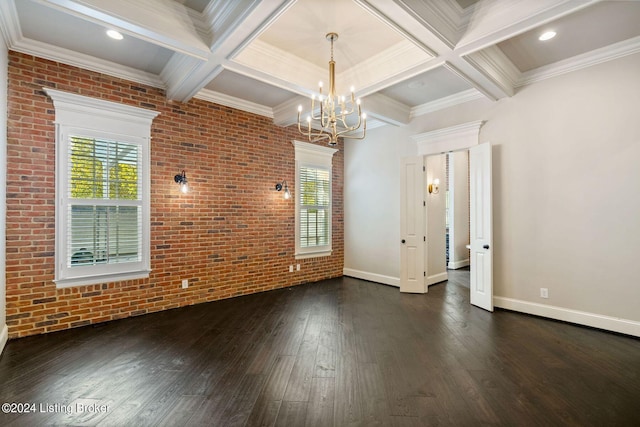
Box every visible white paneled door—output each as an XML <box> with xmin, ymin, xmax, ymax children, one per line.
<box><xmin>400</xmin><ymin>156</ymin><xmax>426</xmax><ymax>293</ymax></box>
<box><xmin>469</xmin><ymin>143</ymin><xmax>493</xmax><ymax>311</ymax></box>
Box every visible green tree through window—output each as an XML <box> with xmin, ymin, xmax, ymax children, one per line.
<box><xmin>68</xmin><ymin>136</ymin><xmax>140</xmax><ymax>267</ymax></box>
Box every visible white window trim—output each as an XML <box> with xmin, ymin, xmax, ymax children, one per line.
<box><xmin>292</xmin><ymin>140</ymin><xmax>337</xmax><ymax>259</ymax></box>
<box><xmin>45</xmin><ymin>88</ymin><xmax>159</xmax><ymax>288</ymax></box>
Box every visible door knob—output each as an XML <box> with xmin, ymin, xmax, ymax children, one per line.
<box><xmin>401</xmin><ymin>239</ymin><xmax>406</xmax><ymax>244</ymax></box>
<box><xmin>483</xmin><ymin>244</ymin><xmax>490</xmax><ymax>249</ymax></box>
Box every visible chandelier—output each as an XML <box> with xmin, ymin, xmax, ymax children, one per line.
<box><xmin>297</xmin><ymin>32</ymin><xmax>367</xmax><ymax>146</ymax></box>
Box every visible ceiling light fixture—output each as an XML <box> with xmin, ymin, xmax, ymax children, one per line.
<box><xmin>538</xmin><ymin>31</ymin><xmax>556</xmax><ymax>41</ymax></box>
<box><xmin>297</xmin><ymin>32</ymin><xmax>366</xmax><ymax>147</ymax></box>
<box><xmin>106</xmin><ymin>29</ymin><xmax>123</xmax><ymax>40</ymax></box>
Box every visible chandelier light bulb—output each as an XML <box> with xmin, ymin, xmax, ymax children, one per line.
<box><xmin>298</xmin><ymin>105</ymin><xmax>303</xmax><ymax>112</ymax></box>
<box><xmin>350</xmin><ymin>86</ymin><xmax>355</xmax><ymax>93</ymax></box>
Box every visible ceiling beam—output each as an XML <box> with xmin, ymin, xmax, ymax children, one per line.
<box><xmin>37</xmin><ymin>0</ymin><xmax>211</xmax><ymax>59</ymax></box>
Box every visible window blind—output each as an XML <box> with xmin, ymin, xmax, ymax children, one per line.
<box><xmin>299</xmin><ymin>166</ymin><xmax>330</xmax><ymax>248</ymax></box>
<box><xmin>68</xmin><ymin>136</ymin><xmax>142</xmax><ymax>267</ymax></box>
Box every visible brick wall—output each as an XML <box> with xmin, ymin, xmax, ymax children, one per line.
<box><xmin>5</xmin><ymin>51</ymin><xmax>344</xmax><ymax>338</ymax></box>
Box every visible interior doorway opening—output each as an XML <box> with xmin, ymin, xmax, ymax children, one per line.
<box><xmin>445</xmin><ymin>151</ymin><xmax>470</xmax><ymax>272</ymax></box>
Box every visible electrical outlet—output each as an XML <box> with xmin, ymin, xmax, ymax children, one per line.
<box><xmin>289</xmin><ymin>265</ymin><xmax>294</xmax><ymax>273</ymax></box>
<box><xmin>182</xmin><ymin>279</ymin><xmax>188</xmax><ymax>289</ymax></box>
<box><xmin>540</xmin><ymin>288</ymin><xmax>548</xmax><ymax>298</ymax></box>
<box><xmin>296</xmin><ymin>264</ymin><xmax>300</xmax><ymax>271</ymax></box>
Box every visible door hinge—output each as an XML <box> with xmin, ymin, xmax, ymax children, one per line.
<box><xmin>423</xmin><ymin>201</ymin><xmax>426</xmax><ymax>206</ymax></box>
<box><xmin>423</xmin><ymin>165</ymin><xmax>425</xmax><ymax>171</ymax></box>
<box><xmin>424</xmin><ymin>271</ymin><xmax>426</xmax><ymax>277</ymax></box>
<box><xmin>424</xmin><ymin>236</ymin><xmax>426</xmax><ymax>241</ymax></box>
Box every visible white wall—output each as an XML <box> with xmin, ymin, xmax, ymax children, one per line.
<box><xmin>426</xmin><ymin>154</ymin><xmax>447</xmax><ymax>285</ymax></box>
<box><xmin>344</xmin><ymin>52</ymin><xmax>640</xmax><ymax>335</ymax></box>
<box><xmin>449</xmin><ymin>151</ymin><xmax>470</xmax><ymax>269</ymax></box>
<box><xmin>1</xmin><ymin>36</ymin><xmax>8</xmax><ymax>352</ymax></box>
<box><xmin>343</xmin><ymin>124</ymin><xmax>416</xmax><ymax>285</ymax></box>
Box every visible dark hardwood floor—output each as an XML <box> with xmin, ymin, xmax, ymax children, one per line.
<box><xmin>1</xmin><ymin>269</ymin><xmax>639</xmax><ymax>426</ymax></box>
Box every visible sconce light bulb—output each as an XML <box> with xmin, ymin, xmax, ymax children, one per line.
<box><xmin>434</xmin><ymin>178</ymin><xmax>440</xmax><ymax>186</ymax></box>
<box><xmin>284</xmin><ymin>188</ymin><xmax>291</xmax><ymax>200</ymax></box>
<box><xmin>181</xmin><ymin>183</ymin><xmax>188</xmax><ymax>193</ymax></box>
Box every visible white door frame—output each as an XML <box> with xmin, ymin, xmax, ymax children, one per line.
<box><xmin>409</xmin><ymin>121</ymin><xmax>491</xmax><ymax>307</ymax></box>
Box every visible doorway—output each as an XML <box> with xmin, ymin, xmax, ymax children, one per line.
<box><xmin>400</xmin><ymin>121</ymin><xmax>493</xmax><ymax>311</ymax></box>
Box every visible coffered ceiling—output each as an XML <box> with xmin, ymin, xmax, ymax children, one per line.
<box><xmin>2</xmin><ymin>0</ymin><xmax>639</xmax><ymax>130</ymax></box>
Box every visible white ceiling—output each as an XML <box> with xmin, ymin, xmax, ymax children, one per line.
<box><xmin>2</xmin><ymin>0</ymin><xmax>640</xmax><ymax>130</ymax></box>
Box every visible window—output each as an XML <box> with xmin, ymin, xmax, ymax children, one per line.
<box><xmin>45</xmin><ymin>89</ymin><xmax>159</xmax><ymax>287</ymax></box>
<box><xmin>293</xmin><ymin>141</ymin><xmax>337</xmax><ymax>258</ymax></box>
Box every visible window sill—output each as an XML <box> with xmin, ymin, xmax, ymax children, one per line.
<box><xmin>55</xmin><ymin>269</ymin><xmax>151</xmax><ymax>288</ymax></box>
<box><xmin>295</xmin><ymin>250</ymin><xmax>332</xmax><ymax>260</ymax></box>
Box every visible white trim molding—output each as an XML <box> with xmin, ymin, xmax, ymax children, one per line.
<box><xmin>427</xmin><ymin>272</ymin><xmax>448</xmax><ymax>286</ymax></box>
<box><xmin>195</xmin><ymin>88</ymin><xmax>274</xmax><ymax>118</ymax></box>
<box><xmin>0</xmin><ymin>324</ymin><xmax>7</xmax><ymax>355</ymax></box>
<box><xmin>343</xmin><ymin>268</ymin><xmax>400</xmax><ymax>288</ymax></box>
<box><xmin>448</xmin><ymin>259</ymin><xmax>470</xmax><ymax>270</ymax></box>
<box><xmin>517</xmin><ymin>34</ymin><xmax>640</xmax><ymax>88</ymax></box>
<box><xmin>413</xmin><ymin>120</ymin><xmax>484</xmax><ymax>155</ymax></box>
<box><xmin>411</xmin><ymin>89</ymin><xmax>484</xmax><ymax>118</ymax></box>
<box><xmin>494</xmin><ymin>297</ymin><xmax>640</xmax><ymax>338</ymax></box>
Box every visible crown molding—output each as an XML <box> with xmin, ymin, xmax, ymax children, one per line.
<box><xmin>0</xmin><ymin>0</ymin><xmax>21</xmax><ymax>47</ymax></box>
<box><xmin>195</xmin><ymin>88</ymin><xmax>274</xmax><ymax>118</ymax></box>
<box><xmin>41</xmin><ymin>0</ymin><xmax>210</xmax><ymax>60</ymax></box>
<box><xmin>353</xmin><ymin>0</ymin><xmax>436</xmax><ymax>57</ymax></box>
<box><xmin>363</xmin><ymin>92</ymin><xmax>411</xmax><ymax>126</ymax></box>
<box><xmin>234</xmin><ymin>39</ymin><xmax>325</xmax><ymax>94</ymax></box>
<box><xmin>203</xmin><ymin>0</ymin><xmax>261</xmax><ymax>51</ymax></box>
<box><xmin>517</xmin><ymin>34</ymin><xmax>640</xmax><ymax>88</ymax></box>
<box><xmin>273</xmin><ymin>95</ymin><xmax>308</xmax><ymax>127</ymax></box>
<box><xmin>411</xmin><ymin>88</ymin><xmax>484</xmax><ymax>118</ymax></box>
<box><xmin>463</xmin><ymin>45</ymin><xmax>519</xmax><ymax>97</ymax></box>
<box><xmin>340</xmin><ymin>40</ymin><xmax>433</xmax><ymax>96</ymax></box>
<box><xmin>393</xmin><ymin>0</ymin><xmax>462</xmax><ymax>49</ymax></box>
<box><xmin>456</xmin><ymin>0</ymin><xmax>598</xmax><ymax>56</ymax></box>
<box><xmin>11</xmin><ymin>37</ymin><xmax>164</xmax><ymax>88</ymax></box>
<box><xmin>413</xmin><ymin>120</ymin><xmax>484</xmax><ymax>155</ymax></box>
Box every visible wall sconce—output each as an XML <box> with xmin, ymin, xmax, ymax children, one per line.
<box><xmin>174</xmin><ymin>170</ymin><xmax>188</xmax><ymax>193</ymax></box>
<box><xmin>428</xmin><ymin>178</ymin><xmax>440</xmax><ymax>194</ymax></box>
<box><xmin>275</xmin><ymin>180</ymin><xmax>291</xmax><ymax>199</ymax></box>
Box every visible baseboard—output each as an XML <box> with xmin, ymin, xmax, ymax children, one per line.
<box><xmin>0</xmin><ymin>323</ymin><xmax>7</xmax><ymax>356</ymax></box>
<box><xmin>343</xmin><ymin>268</ymin><xmax>399</xmax><ymax>287</ymax></box>
<box><xmin>448</xmin><ymin>259</ymin><xmax>470</xmax><ymax>269</ymax></box>
<box><xmin>494</xmin><ymin>296</ymin><xmax>640</xmax><ymax>338</ymax></box>
<box><xmin>427</xmin><ymin>272</ymin><xmax>448</xmax><ymax>286</ymax></box>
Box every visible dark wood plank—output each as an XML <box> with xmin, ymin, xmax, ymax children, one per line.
<box><xmin>1</xmin><ymin>270</ymin><xmax>639</xmax><ymax>426</ymax></box>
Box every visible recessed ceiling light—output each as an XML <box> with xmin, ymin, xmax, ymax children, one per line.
<box><xmin>106</xmin><ymin>29</ymin><xmax>123</xmax><ymax>40</ymax></box>
<box><xmin>538</xmin><ymin>31</ymin><xmax>556</xmax><ymax>41</ymax></box>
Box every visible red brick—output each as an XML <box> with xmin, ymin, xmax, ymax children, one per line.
<box><xmin>6</xmin><ymin>51</ymin><xmax>344</xmax><ymax>339</ymax></box>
